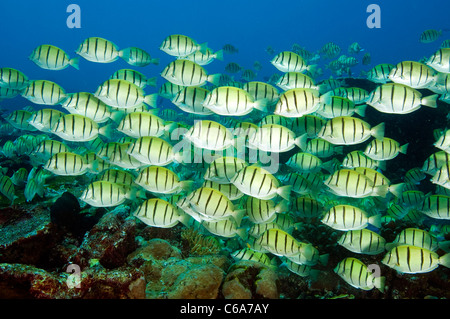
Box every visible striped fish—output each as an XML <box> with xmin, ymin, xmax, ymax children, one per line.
<box><xmin>0</xmin><ymin>175</ymin><xmax>17</xmax><ymax>204</ymax></box>
<box><xmin>80</xmin><ymin>181</ymin><xmax>139</xmax><ymax>207</ymax></box>
<box><xmin>334</xmin><ymin>257</ymin><xmax>385</xmax><ymax>292</ymax></box>
<box><xmin>107</xmin><ymin>145</ymin><xmax>145</xmax><ymax>170</ymax></box>
<box><xmin>202</xmin><ymin>86</ymin><xmax>268</xmax><ymax>116</ymax></box>
<box><xmin>420</xmin><ymin>29</ymin><xmax>442</xmax><ymax>43</ymax></box>
<box><xmin>230</xmin><ymin>165</ymin><xmax>292</xmax><ymax>200</ymax></box>
<box><xmin>282</xmin><ymin>258</ymin><xmax>317</xmax><ymax>277</ymax></box>
<box><xmin>324</xmin><ymin>169</ymin><xmax>389</xmax><ymax>198</ymax></box>
<box><xmin>245</xmin><ymin>196</ymin><xmax>289</xmax><ymax>224</ymax></box>
<box><xmin>121</xmin><ymin>47</ymin><xmax>159</xmax><ymax>67</ymax></box>
<box><xmin>184</xmin><ymin>186</ymin><xmax>245</xmax><ymax>222</ymax></box>
<box><xmin>202</xmin><ymin>180</ymin><xmax>244</xmax><ymax>201</ymax></box>
<box><xmin>286</xmin><ymin>152</ymin><xmax>324</xmax><ymax>173</ymax></box>
<box><xmin>110</xmin><ymin>69</ymin><xmax>157</xmax><ymax>89</ymax></box>
<box><xmin>248</xmin><ymin>222</ymin><xmax>281</xmax><ymax>239</ymax></box>
<box><xmin>27</xmin><ymin>108</ymin><xmax>66</xmax><ymax>133</ymax></box>
<box><xmin>32</xmin><ymin>139</ymin><xmax>70</xmax><ymax>163</ymax></box>
<box><xmin>133</xmin><ymin>198</ymin><xmax>190</xmax><ymax>228</ymax></box>
<box><xmin>29</xmin><ymin>44</ymin><xmax>79</xmax><ymax>70</ymax></box>
<box><xmin>421</xmin><ymin>194</ymin><xmax>450</xmax><ymax>220</ymax></box>
<box><xmin>338</xmin><ymin>229</ymin><xmax>386</xmax><ymax>255</ymax></box>
<box><xmin>316</xmin><ymin>95</ymin><xmax>365</xmax><ymax>119</ymax></box>
<box><xmin>386</xmin><ymin>228</ymin><xmax>440</xmax><ymax>252</ymax></box>
<box><xmin>285</xmin><ymin>241</ymin><xmax>328</xmax><ymax>266</ymax></box>
<box><xmin>270</xmin><ymin>51</ymin><xmax>313</xmax><ymax>73</ymax></box>
<box><xmin>159</xmin><ymin>34</ymin><xmax>207</xmax><ymax>57</ymax></box>
<box><xmin>76</xmin><ymin>37</ymin><xmax>123</xmax><ymax>63</ymax></box>
<box><xmin>366</xmin><ymin>63</ymin><xmax>395</xmax><ymax>83</ymax></box>
<box><xmin>231</xmin><ymin>248</ymin><xmax>273</xmax><ymax>267</ymax></box>
<box><xmin>127</xmin><ymin>136</ymin><xmax>182</xmax><ymax>166</ymax></box>
<box><xmin>158</xmin><ymin>81</ymin><xmax>185</xmax><ymax>100</ymax></box>
<box><xmin>182</xmin><ymin>120</ymin><xmax>234</xmax><ymax>151</ymax></box>
<box><xmin>21</xmin><ymin>80</ymin><xmax>67</xmax><ymax>105</ymax></box>
<box><xmin>291</xmin><ymin>196</ymin><xmax>324</xmax><ymax>219</ymax></box>
<box><xmin>291</xmin><ymin>115</ymin><xmax>326</xmax><ymax>138</ymax></box>
<box><xmin>201</xmin><ymin>218</ymin><xmax>246</xmax><ymax>239</ymax></box>
<box><xmin>274</xmin><ymin>88</ymin><xmax>322</xmax><ymax>118</ymax></box>
<box><xmin>353</xmin><ymin>166</ymin><xmax>404</xmax><ymax>198</ymax></box>
<box><xmin>134</xmin><ymin>166</ymin><xmax>193</xmax><ymax>195</ymax></box>
<box><xmin>279</xmin><ymin>172</ymin><xmax>323</xmax><ymax>195</ymax></box>
<box><xmin>203</xmin><ymin>156</ymin><xmax>248</xmax><ymax>184</ymax></box>
<box><xmin>247</xmin><ymin>124</ymin><xmax>307</xmax><ymax>153</ymax></box>
<box><xmin>171</xmin><ymin>86</ymin><xmax>213</xmax><ymax>115</ymax></box>
<box><xmin>62</xmin><ymin>92</ymin><xmax>121</xmax><ymax>124</ymax></box>
<box><xmin>94</xmin><ymin>79</ymin><xmax>158</xmax><ymax>108</ymax></box>
<box><xmin>96</xmin><ymin>168</ymin><xmax>136</xmax><ymax>187</ymax></box>
<box><xmin>50</xmin><ymin>114</ymin><xmax>113</xmax><ymax>142</ymax></box>
<box><xmin>275</xmin><ymin>72</ymin><xmax>318</xmax><ymax>91</ymax></box>
<box><xmin>434</xmin><ymin>129</ymin><xmax>450</xmax><ymax>153</ymax></box>
<box><xmin>426</xmin><ymin>48</ymin><xmax>450</xmax><ymax>73</ymax></box>
<box><xmin>382</xmin><ymin>245</ymin><xmax>450</xmax><ymax>274</ymax></box>
<box><xmin>254</xmin><ymin>228</ymin><xmax>301</xmax><ymax>257</ymax></box>
<box><xmin>329</xmin><ymin>87</ymin><xmax>369</xmax><ymax>104</ymax></box>
<box><xmin>0</xmin><ymin>67</ymin><xmax>29</xmax><ymax>89</ymax></box>
<box><xmin>342</xmin><ymin>150</ymin><xmax>383</xmax><ymax>170</ymax></box>
<box><xmin>318</xmin><ymin>116</ymin><xmax>385</xmax><ymax>146</ymax></box>
<box><xmin>160</xmin><ymin>59</ymin><xmax>221</xmax><ymax>87</ymax></box>
<box><xmin>304</xmin><ymin>138</ymin><xmax>343</xmax><ymax>158</ymax></box>
<box><xmin>388</xmin><ymin>61</ymin><xmax>437</xmax><ymax>89</ymax></box>
<box><xmin>5</xmin><ymin>110</ymin><xmax>38</xmax><ymax>131</ymax></box>
<box><xmin>367</xmin><ymin>83</ymin><xmax>438</xmax><ymax>114</ymax></box>
<box><xmin>243</xmin><ymin>81</ymin><xmax>280</xmax><ymax>107</ymax></box>
<box><xmin>44</xmin><ymin>152</ymin><xmax>91</xmax><ymax>176</ymax></box>
<box><xmin>179</xmin><ymin>48</ymin><xmax>223</xmax><ymax>66</ymax></box>
<box><xmin>364</xmin><ymin>137</ymin><xmax>408</xmax><ymax>161</ymax></box>
<box><xmin>116</xmin><ymin>111</ymin><xmax>175</xmax><ymax>138</ymax></box>
<box><xmin>321</xmin><ymin>204</ymin><xmax>381</xmax><ymax>231</ymax></box>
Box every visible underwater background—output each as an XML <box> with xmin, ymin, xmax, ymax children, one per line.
<box><xmin>0</xmin><ymin>0</ymin><xmax>450</xmax><ymax>300</ymax></box>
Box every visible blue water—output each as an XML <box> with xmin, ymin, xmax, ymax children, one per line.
<box><xmin>1</xmin><ymin>0</ymin><xmax>449</xmax><ymax>111</ymax></box>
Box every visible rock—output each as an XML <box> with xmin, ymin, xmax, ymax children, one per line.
<box><xmin>166</xmin><ymin>263</ymin><xmax>224</xmax><ymax>299</ymax></box>
<box><xmin>69</xmin><ymin>212</ymin><xmax>137</xmax><ymax>269</ymax></box>
<box><xmin>222</xmin><ymin>261</ymin><xmax>279</xmax><ymax>299</ymax></box>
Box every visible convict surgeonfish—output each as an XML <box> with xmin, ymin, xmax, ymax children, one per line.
<box><xmin>426</xmin><ymin>48</ymin><xmax>450</xmax><ymax>73</ymax></box>
<box><xmin>382</xmin><ymin>245</ymin><xmax>450</xmax><ymax>274</ymax></box>
<box><xmin>21</xmin><ymin>80</ymin><xmax>67</xmax><ymax>105</ymax></box>
<box><xmin>254</xmin><ymin>228</ymin><xmax>301</xmax><ymax>257</ymax></box>
<box><xmin>366</xmin><ymin>63</ymin><xmax>395</xmax><ymax>84</ymax></box>
<box><xmin>76</xmin><ymin>37</ymin><xmax>124</xmax><ymax>63</ymax></box>
<box><xmin>203</xmin><ymin>156</ymin><xmax>248</xmax><ymax>184</ymax></box>
<box><xmin>116</xmin><ymin>111</ymin><xmax>175</xmax><ymax>138</ymax></box>
<box><xmin>366</xmin><ymin>83</ymin><xmax>438</xmax><ymax>114</ymax></box>
<box><xmin>271</xmin><ymin>51</ymin><xmax>315</xmax><ymax>73</ymax></box>
<box><xmin>94</xmin><ymin>79</ymin><xmax>158</xmax><ymax>109</ymax></box>
<box><xmin>388</xmin><ymin>61</ymin><xmax>437</xmax><ymax>89</ymax></box>
<box><xmin>133</xmin><ymin>198</ymin><xmax>190</xmax><ymax>228</ymax></box>
<box><xmin>179</xmin><ymin>48</ymin><xmax>224</xmax><ymax>66</ymax></box>
<box><xmin>126</xmin><ymin>136</ymin><xmax>183</xmax><ymax>166</ymax></box>
<box><xmin>50</xmin><ymin>114</ymin><xmax>113</xmax><ymax>142</ymax></box>
<box><xmin>322</xmin><ymin>204</ymin><xmax>382</xmax><ymax>231</ymax></box>
<box><xmin>202</xmin><ymin>86</ymin><xmax>269</xmax><ymax>116</ymax></box>
<box><xmin>274</xmin><ymin>88</ymin><xmax>322</xmax><ymax>118</ymax></box>
<box><xmin>171</xmin><ymin>86</ymin><xmax>213</xmax><ymax>115</ymax></box>
<box><xmin>364</xmin><ymin>137</ymin><xmax>408</xmax><ymax>161</ymax></box>
<box><xmin>161</xmin><ymin>59</ymin><xmax>221</xmax><ymax>87</ymax></box>
<box><xmin>337</xmin><ymin>229</ymin><xmax>386</xmax><ymax>255</ymax></box>
<box><xmin>29</xmin><ymin>44</ymin><xmax>79</xmax><ymax>70</ymax></box>
<box><xmin>120</xmin><ymin>47</ymin><xmax>159</xmax><ymax>67</ymax></box>
<box><xmin>159</xmin><ymin>34</ymin><xmax>208</xmax><ymax>57</ymax></box>
<box><xmin>134</xmin><ymin>166</ymin><xmax>193</xmax><ymax>195</ymax></box>
<box><xmin>44</xmin><ymin>152</ymin><xmax>92</xmax><ymax>176</ymax></box>
<box><xmin>246</xmin><ymin>124</ymin><xmax>307</xmax><ymax>153</ymax></box>
<box><xmin>182</xmin><ymin>120</ymin><xmax>235</xmax><ymax>151</ymax></box>
<box><xmin>334</xmin><ymin>257</ymin><xmax>385</xmax><ymax>292</ymax></box>
<box><xmin>0</xmin><ymin>67</ymin><xmax>29</xmax><ymax>90</ymax></box>
<box><xmin>27</xmin><ymin>108</ymin><xmax>66</xmax><ymax>133</ymax></box>
<box><xmin>318</xmin><ymin>116</ymin><xmax>385</xmax><ymax>146</ymax></box>
<box><xmin>420</xmin><ymin>29</ymin><xmax>442</xmax><ymax>43</ymax></box>
<box><xmin>231</xmin><ymin>165</ymin><xmax>292</xmax><ymax>200</ymax></box>
<box><xmin>80</xmin><ymin>181</ymin><xmax>143</xmax><ymax>207</ymax></box>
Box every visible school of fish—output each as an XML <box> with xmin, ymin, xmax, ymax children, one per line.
<box><xmin>1</xmin><ymin>31</ymin><xmax>450</xmax><ymax>294</ymax></box>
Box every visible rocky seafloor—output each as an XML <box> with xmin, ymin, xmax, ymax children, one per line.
<box><xmin>0</xmin><ymin>189</ymin><xmax>449</xmax><ymax>300</ymax></box>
